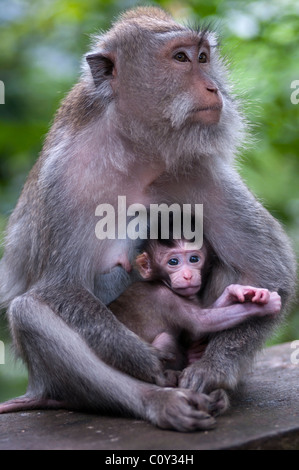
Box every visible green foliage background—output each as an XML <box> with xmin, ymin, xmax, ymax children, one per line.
<box><xmin>0</xmin><ymin>0</ymin><xmax>298</xmax><ymax>400</ymax></box>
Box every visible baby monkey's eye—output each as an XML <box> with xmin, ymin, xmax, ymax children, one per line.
<box><xmin>174</xmin><ymin>52</ymin><xmax>189</xmax><ymax>62</ymax></box>
<box><xmin>168</xmin><ymin>258</ymin><xmax>179</xmax><ymax>266</ymax></box>
<box><xmin>189</xmin><ymin>255</ymin><xmax>200</xmax><ymax>263</ymax></box>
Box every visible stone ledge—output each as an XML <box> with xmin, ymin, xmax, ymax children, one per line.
<box><xmin>0</xmin><ymin>342</ymin><xmax>298</xmax><ymax>450</ymax></box>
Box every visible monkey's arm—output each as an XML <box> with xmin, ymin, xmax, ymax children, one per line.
<box><xmin>158</xmin><ymin>287</ymin><xmax>281</xmax><ymax>338</ymax></box>
<box><xmin>210</xmin><ymin>284</ymin><xmax>271</xmax><ymax>309</ymax></box>
<box><xmin>198</xmin><ymin>292</ymin><xmax>281</xmax><ymax>333</ymax></box>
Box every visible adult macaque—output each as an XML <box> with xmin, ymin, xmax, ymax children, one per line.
<box><xmin>110</xmin><ymin>238</ymin><xmax>281</xmax><ymax>373</ymax></box>
<box><xmin>0</xmin><ymin>7</ymin><xmax>296</xmax><ymax>431</ymax></box>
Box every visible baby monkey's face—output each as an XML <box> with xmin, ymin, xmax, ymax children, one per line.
<box><xmin>161</xmin><ymin>242</ymin><xmax>206</xmax><ymax>297</ymax></box>
<box><xmin>136</xmin><ymin>240</ymin><xmax>206</xmax><ymax>298</ymax></box>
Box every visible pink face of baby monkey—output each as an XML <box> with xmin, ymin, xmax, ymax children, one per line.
<box><xmin>136</xmin><ymin>240</ymin><xmax>206</xmax><ymax>298</ymax></box>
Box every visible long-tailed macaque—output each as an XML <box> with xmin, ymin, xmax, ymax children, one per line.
<box><xmin>0</xmin><ymin>7</ymin><xmax>296</xmax><ymax>431</ymax></box>
<box><xmin>110</xmin><ymin>238</ymin><xmax>281</xmax><ymax>374</ymax></box>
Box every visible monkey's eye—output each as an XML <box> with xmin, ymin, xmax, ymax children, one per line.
<box><xmin>174</xmin><ymin>52</ymin><xmax>189</xmax><ymax>63</ymax></box>
<box><xmin>189</xmin><ymin>255</ymin><xmax>200</xmax><ymax>263</ymax></box>
<box><xmin>198</xmin><ymin>52</ymin><xmax>208</xmax><ymax>63</ymax></box>
<box><xmin>168</xmin><ymin>258</ymin><xmax>179</xmax><ymax>266</ymax></box>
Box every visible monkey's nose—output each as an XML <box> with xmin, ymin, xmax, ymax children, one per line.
<box><xmin>206</xmin><ymin>84</ymin><xmax>218</xmax><ymax>94</ymax></box>
<box><xmin>183</xmin><ymin>271</ymin><xmax>192</xmax><ymax>281</ymax></box>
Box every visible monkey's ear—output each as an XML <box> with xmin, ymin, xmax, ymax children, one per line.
<box><xmin>136</xmin><ymin>252</ymin><xmax>152</xmax><ymax>279</ymax></box>
<box><xmin>86</xmin><ymin>52</ymin><xmax>115</xmax><ymax>87</ymax></box>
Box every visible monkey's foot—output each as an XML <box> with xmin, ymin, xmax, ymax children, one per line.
<box><xmin>0</xmin><ymin>396</ymin><xmax>68</xmax><ymax>414</ymax></box>
<box><xmin>144</xmin><ymin>387</ymin><xmax>217</xmax><ymax>432</ymax></box>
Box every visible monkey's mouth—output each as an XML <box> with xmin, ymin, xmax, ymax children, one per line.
<box><xmin>191</xmin><ymin>105</ymin><xmax>222</xmax><ymax>113</ymax></box>
<box><xmin>174</xmin><ymin>286</ymin><xmax>201</xmax><ymax>297</ymax></box>
<box><xmin>189</xmin><ymin>105</ymin><xmax>223</xmax><ymax>124</ymax></box>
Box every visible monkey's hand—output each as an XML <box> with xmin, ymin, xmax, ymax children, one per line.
<box><xmin>213</xmin><ymin>284</ymin><xmax>271</xmax><ymax>308</ymax></box>
<box><xmin>257</xmin><ymin>291</ymin><xmax>281</xmax><ymax>316</ymax></box>
<box><xmin>143</xmin><ymin>387</ymin><xmax>229</xmax><ymax>431</ymax></box>
<box><xmin>223</xmin><ymin>287</ymin><xmax>281</xmax><ymax>317</ymax></box>
<box><xmin>178</xmin><ymin>360</ymin><xmax>230</xmax><ymax>417</ymax></box>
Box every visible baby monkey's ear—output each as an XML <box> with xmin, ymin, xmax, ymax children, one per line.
<box><xmin>136</xmin><ymin>252</ymin><xmax>152</xmax><ymax>279</ymax></box>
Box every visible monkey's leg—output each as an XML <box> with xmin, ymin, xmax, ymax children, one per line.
<box><xmin>152</xmin><ymin>332</ymin><xmax>177</xmax><ymax>359</ymax></box>
<box><xmin>2</xmin><ymin>293</ymin><xmax>219</xmax><ymax>432</ymax></box>
<box><xmin>152</xmin><ymin>332</ymin><xmax>186</xmax><ymax>380</ymax></box>
<box><xmin>34</xmin><ymin>285</ymin><xmax>168</xmax><ymax>387</ymax></box>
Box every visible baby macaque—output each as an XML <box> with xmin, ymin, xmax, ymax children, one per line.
<box><xmin>109</xmin><ymin>238</ymin><xmax>282</xmax><ymax>375</ymax></box>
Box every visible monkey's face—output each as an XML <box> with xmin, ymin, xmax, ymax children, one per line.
<box><xmin>158</xmin><ymin>35</ymin><xmax>223</xmax><ymax>128</ymax></box>
<box><xmin>160</xmin><ymin>242</ymin><xmax>206</xmax><ymax>297</ymax></box>
<box><xmin>136</xmin><ymin>241</ymin><xmax>206</xmax><ymax>297</ymax></box>
<box><xmin>87</xmin><ymin>20</ymin><xmax>245</xmax><ymax>165</ymax></box>
<box><xmin>113</xmin><ymin>31</ymin><xmax>224</xmax><ymax>130</ymax></box>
